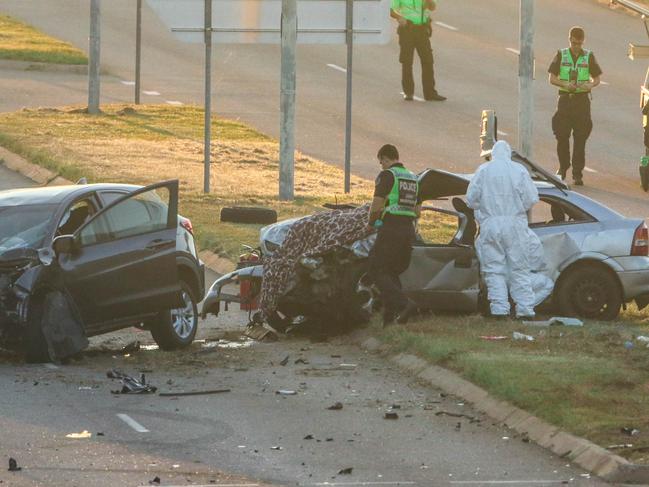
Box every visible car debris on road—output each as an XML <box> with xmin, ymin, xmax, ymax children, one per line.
<box><xmin>107</xmin><ymin>369</ymin><xmax>157</xmax><ymax>394</ymax></box>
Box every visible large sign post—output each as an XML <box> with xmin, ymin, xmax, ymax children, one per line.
<box><xmin>147</xmin><ymin>0</ymin><xmax>390</xmax><ymax>197</ymax></box>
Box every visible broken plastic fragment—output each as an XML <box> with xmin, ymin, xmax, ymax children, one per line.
<box><xmin>66</xmin><ymin>430</ymin><xmax>92</xmax><ymax>439</ymax></box>
<box><xmin>276</xmin><ymin>390</ymin><xmax>297</xmax><ymax>396</ymax></box>
<box><xmin>512</xmin><ymin>332</ymin><xmax>534</xmax><ymax>341</ymax></box>
<box><xmin>338</xmin><ymin>467</ymin><xmax>353</xmax><ymax>475</ymax></box>
<box><xmin>8</xmin><ymin>458</ymin><xmax>21</xmax><ymax>472</ymax></box>
<box><xmin>327</xmin><ymin>402</ymin><xmax>343</xmax><ymax>410</ymax></box>
<box><xmin>384</xmin><ymin>412</ymin><xmax>399</xmax><ymax>420</ymax></box>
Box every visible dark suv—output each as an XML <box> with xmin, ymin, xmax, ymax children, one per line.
<box><xmin>0</xmin><ymin>180</ymin><xmax>205</xmax><ymax>362</ymax></box>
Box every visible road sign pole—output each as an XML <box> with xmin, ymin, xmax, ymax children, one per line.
<box><xmin>518</xmin><ymin>0</ymin><xmax>534</xmax><ymax>158</ymax></box>
<box><xmin>135</xmin><ymin>0</ymin><xmax>142</xmax><ymax>104</ymax></box>
<box><xmin>203</xmin><ymin>0</ymin><xmax>213</xmax><ymax>194</ymax></box>
<box><xmin>88</xmin><ymin>0</ymin><xmax>101</xmax><ymax>114</ymax></box>
<box><xmin>279</xmin><ymin>0</ymin><xmax>297</xmax><ymax>201</ymax></box>
<box><xmin>343</xmin><ymin>0</ymin><xmax>354</xmax><ymax>194</ymax></box>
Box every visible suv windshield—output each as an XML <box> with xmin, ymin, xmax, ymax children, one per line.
<box><xmin>0</xmin><ymin>204</ymin><xmax>57</xmax><ymax>254</ymax></box>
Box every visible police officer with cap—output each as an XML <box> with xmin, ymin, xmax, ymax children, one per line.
<box><xmin>548</xmin><ymin>26</ymin><xmax>602</xmax><ymax>186</ymax></box>
<box><xmin>367</xmin><ymin>144</ymin><xmax>421</xmax><ymax>326</ymax></box>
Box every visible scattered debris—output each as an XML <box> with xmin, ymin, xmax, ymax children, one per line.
<box><xmin>331</xmin><ymin>354</ymin><xmax>341</xmax><ymax>358</ymax></box>
<box><xmin>455</xmin><ymin>422</ymin><xmax>461</xmax><ymax>431</ymax></box>
<box><xmin>159</xmin><ymin>389</ymin><xmax>231</xmax><ymax>397</ymax></box>
<box><xmin>148</xmin><ymin>476</ymin><xmax>161</xmax><ymax>485</ymax></box>
<box><xmin>523</xmin><ymin>316</ymin><xmax>583</xmax><ymax>327</ymax></box>
<box><xmin>435</xmin><ymin>411</ymin><xmax>477</xmax><ymax>421</ymax></box>
<box><xmin>66</xmin><ymin>430</ymin><xmax>92</xmax><ymax>439</ymax></box>
<box><xmin>270</xmin><ymin>446</ymin><xmax>283</xmax><ymax>450</ymax></box>
<box><xmin>327</xmin><ymin>402</ymin><xmax>343</xmax><ymax>410</ymax></box>
<box><xmin>502</xmin><ymin>436</ymin><xmax>510</xmax><ymax>440</ymax></box>
<box><xmin>8</xmin><ymin>458</ymin><xmax>21</xmax><ymax>472</ymax></box>
<box><xmin>279</xmin><ymin>355</ymin><xmax>290</xmax><ymax>366</ymax></box>
<box><xmin>636</xmin><ymin>336</ymin><xmax>649</xmax><ymax>344</ymax></box>
<box><xmin>390</xmin><ymin>404</ymin><xmax>401</xmax><ymax>409</ymax></box>
<box><xmin>121</xmin><ymin>341</ymin><xmax>141</xmax><ymax>354</ymax></box>
<box><xmin>512</xmin><ymin>332</ymin><xmax>535</xmax><ymax>341</ymax></box>
<box><xmin>326</xmin><ymin>438</ymin><xmax>334</xmax><ymax>442</ymax></box>
<box><xmin>624</xmin><ymin>341</ymin><xmax>635</xmax><ymax>350</ymax></box>
<box><xmin>480</xmin><ymin>335</ymin><xmax>508</xmax><ymax>341</ymax></box>
<box><xmin>608</xmin><ymin>444</ymin><xmax>633</xmax><ymax>449</ymax></box>
<box><xmin>97</xmin><ymin>432</ymin><xmax>105</xmax><ymax>436</ymax></box>
<box><xmin>244</xmin><ymin>324</ymin><xmax>278</xmax><ymax>342</ymax></box>
<box><xmin>338</xmin><ymin>363</ymin><xmax>357</xmax><ymax>370</ymax></box>
<box><xmin>621</xmin><ymin>427</ymin><xmax>640</xmax><ymax>436</ymax></box>
<box><xmin>304</xmin><ymin>434</ymin><xmax>314</xmax><ymax>440</ymax></box>
<box><xmin>294</xmin><ymin>358</ymin><xmax>309</xmax><ymax>365</ymax></box>
<box><xmin>338</xmin><ymin>467</ymin><xmax>353</xmax><ymax>475</ymax></box>
<box><xmin>276</xmin><ymin>390</ymin><xmax>297</xmax><ymax>396</ymax></box>
<box><xmin>384</xmin><ymin>412</ymin><xmax>399</xmax><ymax>420</ymax></box>
<box><xmin>107</xmin><ymin>369</ymin><xmax>157</xmax><ymax>394</ymax></box>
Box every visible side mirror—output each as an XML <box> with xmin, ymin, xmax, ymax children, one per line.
<box><xmin>52</xmin><ymin>235</ymin><xmax>78</xmax><ymax>256</ymax></box>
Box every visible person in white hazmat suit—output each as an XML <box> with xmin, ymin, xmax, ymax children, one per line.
<box><xmin>467</xmin><ymin>140</ymin><xmax>541</xmax><ymax>318</ymax></box>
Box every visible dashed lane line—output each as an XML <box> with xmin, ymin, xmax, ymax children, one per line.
<box><xmin>584</xmin><ymin>167</ymin><xmax>598</xmax><ymax>173</ymax></box>
<box><xmin>308</xmin><ymin>483</ymin><xmax>416</xmax><ymax>486</ymax></box>
<box><xmin>506</xmin><ymin>47</ymin><xmax>520</xmax><ymax>55</ymax></box>
<box><xmin>327</xmin><ymin>63</ymin><xmax>347</xmax><ymax>73</ymax></box>
<box><xmin>434</xmin><ymin>21</ymin><xmax>458</xmax><ymax>31</ymax></box>
<box><xmin>450</xmin><ymin>481</ymin><xmax>569</xmax><ymax>485</ymax></box>
<box><xmin>166</xmin><ymin>100</ymin><xmax>184</xmax><ymax>106</ymax></box>
<box><xmin>117</xmin><ymin>413</ymin><xmax>149</xmax><ymax>433</ymax></box>
<box><xmin>120</xmin><ymin>80</ymin><xmax>135</xmax><ymax>86</ymax></box>
<box><xmin>142</xmin><ymin>90</ymin><xmax>161</xmax><ymax>96</ymax></box>
<box><xmin>497</xmin><ymin>130</ymin><xmax>509</xmax><ymax>136</ymax></box>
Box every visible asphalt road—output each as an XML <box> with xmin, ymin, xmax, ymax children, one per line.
<box><xmin>1</xmin><ymin>0</ymin><xmax>649</xmax><ymax>219</ymax></box>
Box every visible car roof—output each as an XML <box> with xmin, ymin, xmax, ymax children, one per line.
<box><xmin>0</xmin><ymin>183</ymin><xmax>141</xmax><ymax>206</ymax></box>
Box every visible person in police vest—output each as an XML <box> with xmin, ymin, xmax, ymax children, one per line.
<box><xmin>390</xmin><ymin>0</ymin><xmax>446</xmax><ymax>101</ymax></box>
<box><xmin>367</xmin><ymin>144</ymin><xmax>421</xmax><ymax>326</ymax></box>
<box><xmin>548</xmin><ymin>26</ymin><xmax>602</xmax><ymax>186</ymax></box>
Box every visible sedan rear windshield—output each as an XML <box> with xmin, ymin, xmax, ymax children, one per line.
<box><xmin>0</xmin><ymin>204</ymin><xmax>57</xmax><ymax>253</ymax></box>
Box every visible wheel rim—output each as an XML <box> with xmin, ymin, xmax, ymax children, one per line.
<box><xmin>572</xmin><ymin>278</ymin><xmax>611</xmax><ymax>317</ymax></box>
<box><xmin>171</xmin><ymin>291</ymin><xmax>196</xmax><ymax>339</ymax></box>
<box><xmin>355</xmin><ymin>273</ymin><xmax>379</xmax><ymax>314</ymax></box>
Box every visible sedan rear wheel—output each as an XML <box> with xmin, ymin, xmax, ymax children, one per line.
<box><xmin>149</xmin><ymin>281</ymin><xmax>198</xmax><ymax>350</ymax></box>
<box><xmin>556</xmin><ymin>266</ymin><xmax>622</xmax><ymax>321</ymax></box>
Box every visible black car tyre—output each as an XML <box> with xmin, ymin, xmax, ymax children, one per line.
<box><xmin>220</xmin><ymin>207</ymin><xmax>277</xmax><ymax>224</ymax></box>
<box><xmin>556</xmin><ymin>266</ymin><xmax>622</xmax><ymax>321</ymax></box>
<box><xmin>149</xmin><ymin>281</ymin><xmax>198</xmax><ymax>350</ymax></box>
<box><xmin>24</xmin><ymin>295</ymin><xmax>51</xmax><ymax>364</ymax></box>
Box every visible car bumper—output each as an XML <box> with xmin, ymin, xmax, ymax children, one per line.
<box><xmin>200</xmin><ymin>265</ymin><xmax>263</xmax><ymax>319</ymax></box>
<box><xmin>613</xmin><ymin>256</ymin><xmax>649</xmax><ymax>305</ymax></box>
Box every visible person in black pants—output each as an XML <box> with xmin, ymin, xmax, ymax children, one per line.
<box><xmin>367</xmin><ymin>144</ymin><xmax>421</xmax><ymax>326</ymax></box>
<box><xmin>548</xmin><ymin>26</ymin><xmax>602</xmax><ymax>186</ymax></box>
<box><xmin>391</xmin><ymin>0</ymin><xmax>446</xmax><ymax>101</ymax></box>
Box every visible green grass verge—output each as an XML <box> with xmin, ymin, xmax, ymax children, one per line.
<box><xmin>377</xmin><ymin>310</ymin><xmax>649</xmax><ymax>463</ymax></box>
<box><xmin>0</xmin><ymin>15</ymin><xmax>87</xmax><ymax>65</ymax></box>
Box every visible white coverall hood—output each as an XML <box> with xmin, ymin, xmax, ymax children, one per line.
<box><xmin>466</xmin><ymin>140</ymin><xmax>542</xmax><ymax>317</ymax></box>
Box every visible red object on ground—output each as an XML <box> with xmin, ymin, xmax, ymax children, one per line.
<box><xmin>239</xmin><ymin>252</ymin><xmax>261</xmax><ymax>311</ymax></box>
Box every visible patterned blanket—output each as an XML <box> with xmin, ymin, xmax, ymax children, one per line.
<box><xmin>260</xmin><ymin>204</ymin><xmax>371</xmax><ymax>316</ymax></box>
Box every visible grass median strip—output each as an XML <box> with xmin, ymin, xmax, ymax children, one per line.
<box><xmin>0</xmin><ymin>14</ymin><xmax>87</xmax><ymax>65</ymax></box>
<box><xmin>376</xmin><ymin>311</ymin><xmax>649</xmax><ymax>463</ymax></box>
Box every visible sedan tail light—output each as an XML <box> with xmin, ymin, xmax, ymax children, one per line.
<box><xmin>631</xmin><ymin>222</ymin><xmax>649</xmax><ymax>256</ymax></box>
<box><xmin>180</xmin><ymin>217</ymin><xmax>194</xmax><ymax>235</ymax></box>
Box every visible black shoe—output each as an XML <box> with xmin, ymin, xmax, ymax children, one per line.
<box><xmin>573</xmin><ymin>177</ymin><xmax>584</xmax><ymax>186</ymax></box>
<box><xmin>396</xmin><ymin>300</ymin><xmax>418</xmax><ymax>324</ymax></box>
<box><xmin>403</xmin><ymin>94</ymin><xmax>414</xmax><ymax>101</ymax></box>
<box><xmin>425</xmin><ymin>93</ymin><xmax>447</xmax><ymax>101</ymax></box>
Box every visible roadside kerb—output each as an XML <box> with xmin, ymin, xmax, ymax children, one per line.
<box><xmin>0</xmin><ymin>59</ymin><xmax>90</xmax><ymax>74</ymax></box>
<box><xmin>351</xmin><ymin>331</ymin><xmax>646</xmax><ymax>484</ymax></box>
<box><xmin>2</xmin><ymin>142</ymin><xmax>646</xmax><ymax>483</ymax></box>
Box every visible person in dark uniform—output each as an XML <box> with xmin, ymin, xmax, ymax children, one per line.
<box><xmin>367</xmin><ymin>144</ymin><xmax>421</xmax><ymax>326</ymax></box>
<box><xmin>390</xmin><ymin>0</ymin><xmax>446</xmax><ymax>101</ymax></box>
<box><xmin>548</xmin><ymin>26</ymin><xmax>602</xmax><ymax>186</ymax></box>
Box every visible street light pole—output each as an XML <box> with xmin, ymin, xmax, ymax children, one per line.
<box><xmin>518</xmin><ymin>0</ymin><xmax>534</xmax><ymax>158</ymax></box>
<box><xmin>135</xmin><ymin>0</ymin><xmax>142</xmax><ymax>105</ymax></box>
<box><xmin>88</xmin><ymin>0</ymin><xmax>101</xmax><ymax>114</ymax></box>
<box><xmin>343</xmin><ymin>0</ymin><xmax>354</xmax><ymax>194</ymax></box>
<box><xmin>279</xmin><ymin>0</ymin><xmax>297</xmax><ymax>201</ymax></box>
<box><xmin>203</xmin><ymin>0</ymin><xmax>213</xmax><ymax>194</ymax></box>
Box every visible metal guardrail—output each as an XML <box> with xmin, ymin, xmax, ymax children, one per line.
<box><xmin>611</xmin><ymin>0</ymin><xmax>649</xmax><ymax>18</ymax></box>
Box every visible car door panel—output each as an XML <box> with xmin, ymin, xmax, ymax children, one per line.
<box><xmin>57</xmin><ymin>181</ymin><xmax>182</xmax><ymax>327</ymax></box>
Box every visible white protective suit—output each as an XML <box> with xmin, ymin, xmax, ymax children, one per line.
<box><xmin>466</xmin><ymin>140</ymin><xmax>540</xmax><ymax>317</ymax></box>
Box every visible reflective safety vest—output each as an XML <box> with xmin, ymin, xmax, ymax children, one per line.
<box><xmin>559</xmin><ymin>48</ymin><xmax>591</xmax><ymax>94</ymax></box>
<box><xmin>382</xmin><ymin>166</ymin><xmax>419</xmax><ymax>219</ymax></box>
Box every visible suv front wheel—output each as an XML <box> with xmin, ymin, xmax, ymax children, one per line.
<box><xmin>148</xmin><ymin>281</ymin><xmax>198</xmax><ymax>350</ymax></box>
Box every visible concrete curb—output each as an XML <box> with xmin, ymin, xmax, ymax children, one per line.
<box><xmin>0</xmin><ymin>59</ymin><xmax>89</xmax><ymax>75</ymax></box>
<box><xmin>0</xmin><ymin>147</ymin><xmax>72</xmax><ymax>186</ymax></box>
<box><xmin>353</xmin><ymin>332</ymin><xmax>646</xmax><ymax>484</ymax></box>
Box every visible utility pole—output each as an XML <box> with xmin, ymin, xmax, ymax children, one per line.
<box><xmin>203</xmin><ymin>0</ymin><xmax>213</xmax><ymax>193</ymax></box>
<box><xmin>343</xmin><ymin>0</ymin><xmax>354</xmax><ymax>194</ymax></box>
<box><xmin>518</xmin><ymin>0</ymin><xmax>534</xmax><ymax>158</ymax></box>
<box><xmin>279</xmin><ymin>0</ymin><xmax>297</xmax><ymax>201</ymax></box>
<box><xmin>135</xmin><ymin>0</ymin><xmax>142</xmax><ymax>105</ymax></box>
<box><xmin>88</xmin><ymin>0</ymin><xmax>101</xmax><ymax>114</ymax></box>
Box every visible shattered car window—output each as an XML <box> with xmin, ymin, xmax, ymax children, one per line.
<box><xmin>416</xmin><ymin>209</ymin><xmax>459</xmax><ymax>245</ymax></box>
<box><xmin>0</xmin><ymin>205</ymin><xmax>56</xmax><ymax>252</ymax></box>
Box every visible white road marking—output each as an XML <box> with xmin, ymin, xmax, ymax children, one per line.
<box><xmin>434</xmin><ymin>21</ymin><xmax>458</xmax><ymax>31</ymax></box>
<box><xmin>117</xmin><ymin>413</ymin><xmax>149</xmax><ymax>433</ymax></box>
<box><xmin>506</xmin><ymin>47</ymin><xmax>520</xmax><ymax>55</ymax></box>
<box><xmin>584</xmin><ymin>166</ymin><xmax>598</xmax><ymax>173</ymax></box>
<box><xmin>327</xmin><ymin>63</ymin><xmax>347</xmax><ymax>73</ymax></box>
<box><xmin>600</xmin><ymin>80</ymin><xmax>609</xmax><ymax>85</ymax></box>
<box><xmin>44</xmin><ymin>363</ymin><xmax>59</xmax><ymax>370</ymax></box>
<box><xmin>142</xmin><ymin>90</ymin><xmax>160</xmax><ymax>96</ymax></box>
<box><xmin>497</xmin><ymin>130</ymin><xmax>509</xmax><ymax>136</ymax></box>
<box><xmin>166</xmin><ymin>100</ymin><xmax>184</xmax><ymax>106</ymax></box>
<box><xmin>120</xmin><ymin>80</ymin><xmax>135</xmax><ymax>86</ymax></box>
